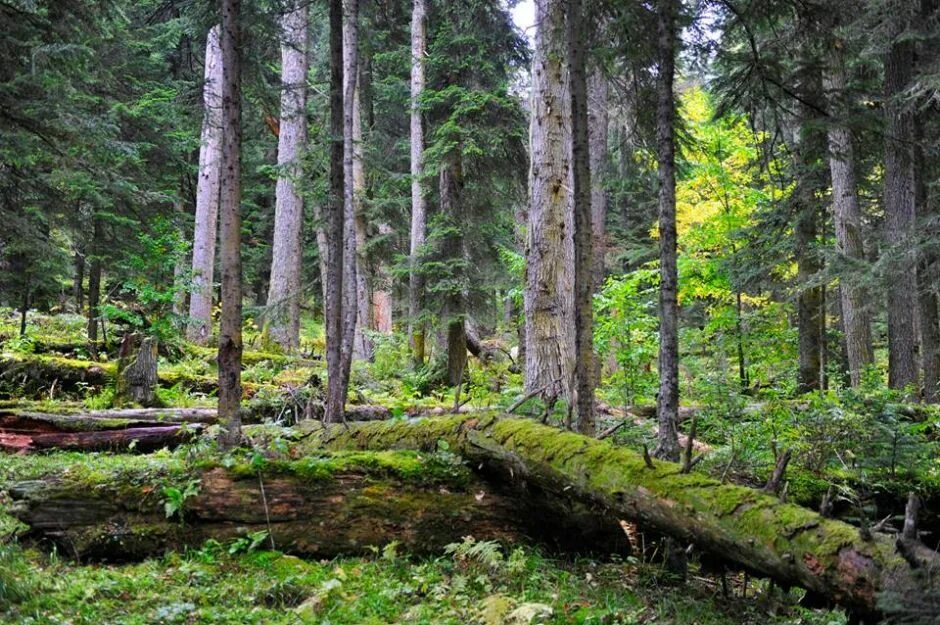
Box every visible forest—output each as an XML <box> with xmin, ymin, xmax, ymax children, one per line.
<box><xmin>1</xmin><ymin>0</ymin><xmax>939</xmax><ymax>623</ymax></box>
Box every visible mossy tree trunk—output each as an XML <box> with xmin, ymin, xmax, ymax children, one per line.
<box><xmin>307</xmin><ymin>415</ymin><xmax>940</xmax><ymax>619</ymax></box>
<box><xmin>114</xmin><ymin>334</ymin><xmax>159</xmax><ymax>407</ymax></box>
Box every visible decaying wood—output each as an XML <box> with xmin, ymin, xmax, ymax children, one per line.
<box><xmin>1</xmin><ymin>423</ymin><xmax>200</xmax><ymax>453</ymax></box>
<box><xmin>302</xmin><ymin>414</ymin><xmax>940</xmax><ymax>618</ymax></box>
<box><xmin>6</xmin><ymin>458</ymin><xmax>626</xmax><ymax>561</ymax></box>
<box><xmin>114</xmin><ymin>334</ymin><xmax>160</xmax><ymax>407</ymax></box>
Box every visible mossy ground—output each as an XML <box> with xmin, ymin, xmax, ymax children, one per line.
<box><xmin>1</xmin><ymin>540</ymin><xmax>846</xmax><ymax>625</ymax></box>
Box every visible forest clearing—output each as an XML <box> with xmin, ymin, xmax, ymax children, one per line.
<box><xmin>2</xmin><ymin>0</ymin><xmax>939</xmax><ymax>623</ymax></box>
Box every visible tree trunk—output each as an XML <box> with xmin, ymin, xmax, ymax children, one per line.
<box><xmin>217</xmin><ymin>0</ymin><xmax>243</xmax><ymax>448</ymax></box>
<box><xmin>588</xmin><ymin>67</ymin><xmax>608</xmax><ymax>292</ymax></box>
<box><xmin>439</xmin><ymin>155</ymin><xmax>466</xmax><ymax>387</ymax></box>
<box><xmin>323</xmin><ymin>0</ymin><xmax>346</xmax><ymax>424</ymax></box>
<box><xmin>72</xmin><ymin>250</ymin><xmax>85</xmax><ymax>314</ymax></box>
<box><xmin>795</xmin><ymin>195</ymin><xmax>822</xmax><ymax>393</ymax></box>
<box><xmin>7</xmin><ymin>464</ymin><xmax>529</xmax><ymax>561</ymax></box>
<box><xmin>1</xmin><ymin>423</ymin><xmax>200</xmax><ymax>453</ymax></box>
<box><xmin>352</xmin><ymin>70</ymin><xmax>373</xmax><ymax>360</ymax></box>
<box><xmin>524</xmin><ymin>0</ymin><xmax>575</xmax><ymax>404</ymax></box>
<box><xmin>339</xmin><ymin>0</ymin><xmax>360</xmax><ymax>407</ymax></box>
<box><xmin>567</xmin><ymin>0</ymin><xmax>594</xmax><ymax>436</ymax></box>
<box><xmin>372</xmin><ymin>224</ymin><xmax>394</xmax><ymax>333</ymax></box>
<box><xmin>408</xmin><ymin>0</ymin><xmax>428</xmax><ymax>364</ymax></box>
<box><xmin>654</xmin><ymin>0</ymin><xmax>680</xmax><ymax>461</ymax></box>
<box><xmin>265</xmin><ymin>2</ymin><xmax>308</xmax><ymax>352</ymax></box>
<box><xmin>188</xmin><ymin>25</ymin><xmax>223</xmax><ymax>345</ymax></box>
<box><xmin>884</xmin><ymin>34</ymin><xmax>919</xmax><ymax>392</ymax></box>
<box><xmin>114</xmin><ymin>334</ymin><xmax>160</xmax><ymax>408</ymax></box>
<box><xmin>916</xmin><ymin>129</ymin><xmax>940</xmax><ymax>402</ymax></box>
<box><xmin>86</xmin><ymin>219</ymin><xmax>102</xmax><ymax>360</ymax></box>
<box><xmin>822</xmin><ymin>40</ymin><xmax>874</xmax><ymax>387</ymax></box>
<box><xmin>312</xmin><ymin>415</ymin><xmax>940</xmax><ymax>619</ymax></box>
<box><xmin>171</xmin><ymin>197</ymin><xmax>189</xmax><ymax>320</ymax></box>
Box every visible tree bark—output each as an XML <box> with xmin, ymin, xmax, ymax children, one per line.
<box><xmin>795</xmin><ymin>193</ymin><xmax>823</xmax><ymax>394</ymax></box>
<box><xmin>339</xmin><ymin>0</ymin><xmax>360</xmax><ymax>406</ymax></box>
<box><xmin>567</xmin><ymin>0</ymin><xmax>594</xmax><ymax>436</ymax></box>
<box><xmin>408</xmin><ymin>0</ymin><xmax>428</xmax><ymax>364</ymax></box>
<box><xmin>7</xmin><ymin>464</ymin><xmax>527</xmax><ymax>561</ymax></box>
<box><xmin>372</xmin><ymin>223</ymin><xmax>394</xmax><ymax>334</ymax></box>
<box><xmin>217</xmin><ymin>0</ymin><xmax>243</xmax><ymax>448</ymax></box>
<box><xmin>86</xmin><ymin>219</ymin><xmax>102</xmax><ymax>360</ymax></box>
<box><xmin>265</xmin><ymin>2</ymin><xmax>308</xmax><ymax>352</ymax></box>
<box><xmin>524</xmin><ymin>0</ymin><xmax>575</xmax><ymax>405</ymax></box>
<box><xmin>588</xmin><ymin>67</ymin><xmax>608</xmax><ymax>292</ymax></box>
<box><xmin>884</xmin><ymin>33</ymin><xmax>919</xmax><ymax>392</ymax></box>
<box><xmin>1</xmin><ymin>424</ymin><xmax>200</xmax><ymax>453</ymax></box>
<box><xmin>654</xmin><ymin>0</ymin><xmax>680</xmax><ymax>461</ymax></box>
<box><xmin>188</xmin><ymin>25</ymin><xmax>223</xmax><ymax>345</ymax></box>
<box><xmin>311</xmin><ymin>415</ymin><xmax>940</xmax><ymax>618</ymax></box>
<box><xmin>352</xmin><ymin>69</ymin><xmax>373</xmax><ymax>360</ymax></box>
<box><xmin>439</xmin><ymin>155</ymin><xmax>467</xmax><ymax>386</ymax></box>
<box><xmin>72</xmin><ymin>249</ymin><xmax>85</xmax><ymax>314</ymax></box>
<box><xmin>323</xmin><ymin>0</ymin><xmax>346</xmax><ymax>424</ymax></box>
<box><xmin>822</xmin><ymin>40</ymin><xmax>873</xmax><ymax>387</ymax></box>
<box><xmin>114</xmin><ymin>334</ymin><xmax>160</xmax><ymax>408</ymax></box>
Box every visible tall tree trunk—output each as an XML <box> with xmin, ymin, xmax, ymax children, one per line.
<box><xmin>372</xmin><ymin>223</ymin><xmax>394</xmax><ymax>334</ymax></box>
<box><xmin>567</xmin><ymin>0</ymin><xmax>594</xmax><ymax>436</ymax></box>
<box><xmin>408</xmin><ymin>0</ymin><xmax>428</xmax><ymax>365</ymax></box>
<box><xmin>324</xmin><ymin>0</ymin><xmax>346</xmax><ymax>424</ymax></box>
<box><xmin>265</xmin><ymin>2</ymin><xmax>308</xmax><ymax>352</ymax></box>
<box><xmin>72</xmin><ymin>249</ymin><xmax>85</xmax><ymax>314</ymax></box>
<box><xmin>188</xmin><ymin>25</ymin><xmax>224</xmax><ymax>345</ymax></box>
<box><xmin>524</xmin><ymin>0</ymin><xmax>575</xmax><ymax>404</ymax></box>
<box><xmin>588</xmin><ymin>67</ymin><xmax>608</xmax><ymax>292</ymax></box>
<box><xmin>884</xmin><ymin>33</ymin><xmax>919</xmax><ymax>392</ymax></box>
<box><xmin>653</xmin><ymin>0</ymin><xmax>680</xmax><ymax>461</ymax></box>
<box><xmin>795</xmin><ymin>195</ymin><xmax>822</xmax><ymax>393</ymax></box>
<box><xmin>86</xmin><ymin>219</ymin><xmax>102</xmax><ymax>361</ymax></box>
<box><xmin>339</xmin><ymin>0</ymin><xmax>360</xmax><ymax>403</ymax></box>
<box><xmin>352</xmin><ymin>71</ymin><xmax>373</xmax><ymax>360</ymax></box>
<box><xmin>217</xmin><ymin>0</ymin><xmax>243</xmax><ymax>448</ymax></box>
<box><xmin>171</xmin><ymin>196</ymin><xmax>188</xmax><ymax>320</ymax></box>
<box><xmin>822</xmin><ymin>40</ymin><xmax>874</xmax><ymax>387</ymax></box>
<box><xmin>439</xmin><ymin>155</ymin><xmax>466</xmax><ymax>387</ymax></box>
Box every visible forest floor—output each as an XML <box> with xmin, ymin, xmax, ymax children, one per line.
<box><xmin>1</xmin><ymin>310</ymin><xmax>937</xmax><ymax>623</ymax></box>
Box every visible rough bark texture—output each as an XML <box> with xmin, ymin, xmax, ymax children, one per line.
<box><xmin>338</xmin><ymin>0</ymin><xmax>360</xmax><ymax>409</ymax></box>
<box><xmin>114</xmin><ymin>334</ymin><xmax>159</xmax><ymax>408</ymax></box>
<box><xmin>588</xmin><ymin>67</ymin><xmax>608</xmax><ymax>292</ymax></box>
<box><xmin>822</xmin><ymin>40</ymin><xmax>873</xmax><ymax>387</ymax></box>
<box><xmin>654</xmin><ymin>0</ymin><xmax>680</xmax><ymax>461</ymax></box>
<box><xmin>884</xmin><ymin>35</ymin><xmax>919</xmax><ymax>392</ymax></box>
<box><xmin>188</xmin><ymin>26</ymin><xmax>223</xmax><ymax>345</ymax></box>
<box><xmin>439</xmin><ymin>156</ymin><xmax>467</xmax><ymax>387</ymax></box>
<box><xmin>324</xmin><ymin>0</ymin><xmax>346</xmax><ymax>424</ymax></box>
<box><xmin>567</xmin><ymin>0</ymin><xmax>594</xmax><ymax>436</ymax></box>
<box><xmin>265</xmin><ymin>3</ymin><xmax>308</xmax><ymax>352</ymax></box>
<box><xmin>524</xmin><ymin>0</ymin><xmax>575</xmax><ymax>404</ymax></box>
<box><xmin>308</xmin><ymin>415</ymin><xmax>940</xmax><ymax>618</ymax></box>
<box><xmin>1</xmin><ymin>422</ymin><xmax>200</xmax><ymax>453</ymax></box>
<box><xmin>352</xmin><ymin>72</ymin><xmax>373</xmax><ymax>361</ymax></box>
<box><xmin>217</xmin><ymin>0</ymin><xmax>243</xmax><ymax>447</ymax></box>
<box><xmin>408</xmin><ymin>0</ymin><xmax>428</xmax><ymax>364</ymax></box>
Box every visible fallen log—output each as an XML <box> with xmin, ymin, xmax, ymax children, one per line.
<box><xmin>5</xmin><ymin>451</ymin><xmax>626</xmax><ymax>560</ymax></box>
<box><xmin>301</xmin><ymin>414</ymin><xmax>940</xmax><ymax>619</ymax></box>
<box><xmin>1</xmin><ymin>422</ymin><xmax>201</xmax><ymax>453</ymax></box>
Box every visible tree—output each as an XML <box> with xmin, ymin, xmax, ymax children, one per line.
<box><xmin>524</xmin><ymin>0</ymin><xmax>575</xmax><ymax>406</ymax></box>
<box><xmin>567</xmin><ymin>0</ymin><xmax>594</xmax><ymax>435</ymax></box>
<box><xmin>821</xmin><ymin>24</ymin><xmax>874</xmax><ymax>387</ymax></box>
<box><xmin>265</xmin><ymin>1</ymin><xmax>308</xmax><ymax>352</ymax></box>
<box><xmin>188</xmin><ymin>26</ymin><xmax>223</xmax><ymax>345</ymax></box>
<box><xmin>653</xmin><ymin>0</ymin><xmax>680</xmax><ymax>461</ymax></box>
<box><xmin>883</xmin><ymin>11</ymin><xmax>919</xmax><ymax>392</ymax></box>
<box><xmin>323</xmin><ymin>0</ymin><xmax>347</xmax><ymax>424</ymax></box>
<box><xmin>408</xmin><ymin>0</ymin><xmax>429</xmax><ymax>365</ymax></box>
<box><xmin>588</xmin><ymin>67</ymin><xmax>609</xmax><ymax>292</ymax></box>
<box><xmin>217</xmin><ymin>0</ymin><xmax>243</xmax><ymax>448</ymax></box>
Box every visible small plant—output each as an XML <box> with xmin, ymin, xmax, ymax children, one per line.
<box><xmin>227</xmin><ymin>530</ymin><xmax>270</xmax><ymax>555</ymax></box>
<box><xmin>0</xmin><ymin>543</ymin><xmax>33</xmax><ymax>605</ymax></box>
<box><xmin>162</xmin><ymin>479</ymin><xmax>200</xmax><ymax>522</ymax></box>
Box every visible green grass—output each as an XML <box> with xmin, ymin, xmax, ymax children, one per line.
<box><xmin>0</xmin><ymin>540</ymin><xmax>845</xmax><ymax>625</ymax></box>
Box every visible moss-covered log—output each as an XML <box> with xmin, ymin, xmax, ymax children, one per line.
<box><xmin>300</xmin><ymin>414</ymin><xmax>940</xmax><ymax>618</ymax></box>
<box><xmin>4</xmin><ymin>450</ymin><xmax>624</xmax><ymax>560</ymax></box>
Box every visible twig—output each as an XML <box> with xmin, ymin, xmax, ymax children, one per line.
<box><xmin>598</xmin><ymin>420</ymin><xmax>627</xmax><ymax>440</ymax></box>
<box><xmin>681</xmin><ymin>413</ymin><xmax>698</xmax><ymax>473</ymax></box>
<box><xmin>507</xmin><ymin>386</ymin><xmax>546</xmax><ymax>414</ymax></box>
<box><xmin>642</xmin><ymin>444</ymin><xmax>655</xmax><ymax>469</ymax></box>
<box><xmin>257</xmin><ymin>472</ymin><xmax>276</xmax><ymax>550</ymax></box>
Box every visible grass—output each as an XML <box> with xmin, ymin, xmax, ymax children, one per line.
<box><xmin>0</xmin><ymin>539</ymin><xmax>846</xmax><ymax>625</ymax></box>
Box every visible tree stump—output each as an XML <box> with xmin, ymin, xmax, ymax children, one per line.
<box><xmin>114</xmin><ymin>334</ymin><xmax>160</xmax><ymax>407</ymax></box>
